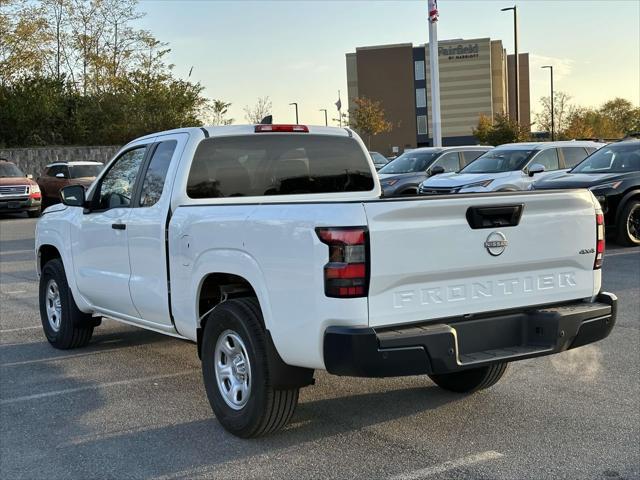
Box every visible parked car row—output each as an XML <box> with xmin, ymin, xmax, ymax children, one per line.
<box><xmin>376</xmin><ymin>139</ymin><xmax>639</xmax><ymax>246</ymax></box>
<box><xmin>0</xmin><ymin>159</ymin><xmax>103</xmax><ymax>217</ymax></box>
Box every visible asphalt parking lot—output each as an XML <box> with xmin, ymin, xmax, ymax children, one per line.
<box><xmin>1</xmin><ymin>214</ymin><xmax>639</xmax><ymax>480</ymax></box>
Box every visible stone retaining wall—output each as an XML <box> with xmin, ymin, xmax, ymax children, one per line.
<box><xmin>0</xmin><ymin>146</ymin><xmax>120</xmax><ymax>176</ymax></box>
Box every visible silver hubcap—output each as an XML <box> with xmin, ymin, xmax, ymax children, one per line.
<box><xmin>214</xmin><ymin>330</ymin><xmax>252</xmax><ymax>410</ymax></box>
<box><xmin>45</xmin><ymin>279</ymin><xmax>62</xmax><ymax>332</ymax></box>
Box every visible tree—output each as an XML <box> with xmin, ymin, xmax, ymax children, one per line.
<box><xmin>472</xmin><ymin>113</ymin><xmax>529</xmax><ymax>145</ymax></box>
<box><xmin>0</xmin><ymin>0</ymin><xmax>50</xmax><ymax>84</ymax></box>
<box><xmin>348</xmin><ymin>97</ymin><xmax>392</xmax><ymax>148</ymax></box>
<box><xmin>599</xmin><ymin>98</ymin><xmax>640</xmax><ymax>135</ymax></box>
<box><xmin>535</xmin><ymin>91</ymin><xmax>576</xmax><ymax>138</ymax></box>
<box><xmin>204</xmin><ymin>99</ymin><xmax>233</xmax><ymax>126</ymax></box>
<box><xmin>563</xmin><ymin>108</ymin><xmax>621</xmax><ymax>140</ymax></box>
<box><xmin>243</xmin><ymin>96</ymin><xmax>272</xmax><ymax>124</ymax></box>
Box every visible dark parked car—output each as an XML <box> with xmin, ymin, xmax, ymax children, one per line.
<box><xmin>0</xmin><ymin>159</ymin><xmax>42</xmax><ymax>217</ymax></box>
<box><xmin>377</xmin><ymin>146</ymin><xmax>492</xmax><ymax>196</ymax></box>
<box><xmin>37</xmin><ymin>161</ymin><xmax>103</xmax><ymax>206</ymax></box>
<box><xmin>532</xmin><ymin>140</ymin><xmax>640</xmax><ymax>246</ymax></box>
<box><xmin>369</xmin><ymin>151</ymin><xmax>390</xmax><ymax>170</ymax></box>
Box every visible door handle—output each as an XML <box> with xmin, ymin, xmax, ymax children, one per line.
<box><xmin>111</xmin><ymin>223</ymin><xmax>126</xmax><ymax>230</ymax></box>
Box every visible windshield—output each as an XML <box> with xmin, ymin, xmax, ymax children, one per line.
<box><xmin>571</xmin><ymin>143</ymin><xmax>640</xmax><ymax>173</ymax></box>
<box><xmin>369</xmin><ymin>152</ymin><xmax>388</xmax><ymax>166</ymax></box>
<box><xmin>378</xmin><ymin>151</ymin><xmax>439</xmax><ymax>174</ymax></box>
<box><xmin>69</xmin><ymin>164</ymin><xmax>102</xmax><ymax>178</ymax></box>
<box><xmin>0</xmin><ymin>162</ymin><xmax>25</xmax><ymax>177</ymax></box>
<box><xmin>460</xmin><ymin>149</ymin><xmax>533</xmax><ymax>173</ymax></box>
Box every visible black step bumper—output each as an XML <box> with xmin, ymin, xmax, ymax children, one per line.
<box><xmin>324</xmin><ymin>292</ymin><xmax>617</xmax><ymax>377</ymax></box>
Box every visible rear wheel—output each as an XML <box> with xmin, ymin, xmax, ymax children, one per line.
<box><xmin>201</xmin><ymin>297</ymin><xmax>299</xmax><ymax>438</ymax></box>
<box><xmin>428</xmin><ymin>363</ymin><xmax>508</xmax><ymax>393</ymax></box>
<box><xmin>617</xmin><ymin>200</ymin><xmax>640</xmax><ymax>247</ymax></box>
<box><xmin>39</xmin><ymin>259</ymin><xmax>95</xmax><ymax>349</ymax></box>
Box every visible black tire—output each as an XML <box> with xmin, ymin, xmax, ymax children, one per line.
<box><xmin>27</xmin><ymin>208</ymin><xmax>41</xmax><ymax>218</ymax></box>
<box><xmin>428</xmin><ymin>363</ymin><xmax>508</xmax><ymax>393</ymax></box>
<box><xmin>201</xmin><ymin>297</ymin><xmax>299</xmax><ymax>438</ymax></box>
<box><xmin>616</xmin><ymin>200</ymin><xmax>640</xmax><ymax>247</ymax></box>
<box><xmin>39</xmin><ymin>259</ymin><xmax>94</xmax><ymax>349</ymax></box>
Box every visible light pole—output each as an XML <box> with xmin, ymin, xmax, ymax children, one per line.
<box><xmin>319</xmin><ymin>109</ymin><xmax>328</xmax><ymax>126</ymax></box>
<box><xmin>289</xmin><ymin>102</ymin><xmax>299</xmax><ymax>124</ymax></box>
<box><xmin>542</xmin><ymin>65</ymin><xmax>554</xmax><ymax>141</ymax></box>
<box><xmin>501</xmin><ymin>5</ymin><xmax>519</xmax><ymax>124</ymax></box>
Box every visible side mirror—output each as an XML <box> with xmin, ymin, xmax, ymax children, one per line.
<box><xmin>55</xmin><ymin>172</ymin><xmax>65</xmax><ymax>178</ymax></box>
<box><xmin>26</xmin><ymin>174</ymin><xmax>33</xmax><ymax>179</ymax></box>
<box><xmin>60</xmin><ymin>185</ymin><xmax>85</xmax><ymax>207</ymax></box>
<box><xmin>528</xmin><ymin>163</ymin><xmax>545</xmax><ymax>177</ymax></box>
<box><xmin>429</xmin><ymin>165</ymin><xmax>445</xmax><ymax>176</ymax></box>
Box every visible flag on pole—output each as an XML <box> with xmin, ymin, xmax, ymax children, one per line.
<box><xmin>428</xmin><ymin>0</ymin><xmax>438</xmax><ymax>23</ymax></box>
<box><xmin>335</xmin><ymin>97</ymin><xmax>342</xmax><ymax>111</ymax></box>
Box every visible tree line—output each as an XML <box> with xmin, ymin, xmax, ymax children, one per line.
<box><xmin>474</xmin><ymin>95</ymin><xmax>639</xmax><ymax>145</ymax></box>
<box><xmin>0</xmin><ymin>0</ymin><xmax>275</xmax><ymax>147</ymax></box>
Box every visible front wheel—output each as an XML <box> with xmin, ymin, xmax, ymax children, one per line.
<box><xmin>428</xmin><ymin>363</ymin><xmax>508</xmax><ymax>393</ymax></box>
<box><xmin>201</xmin><ymin>298</ymin><xmax>299</xmax><ymax>438</ymax></box>
<box><xmin>617</xmin><ymin>200</ymin><xmax>640</xmax><ymax>247</ymax></box>
<box><xmin>39</xmin><ymin>259</ymin><xmax>95</xmax><ymax>349</ymax></box>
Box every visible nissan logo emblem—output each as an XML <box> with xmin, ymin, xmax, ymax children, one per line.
<box><xmin>484</xmin><ymin>231</ymin><xmax>508</xmax><ymax>256</ymax></box>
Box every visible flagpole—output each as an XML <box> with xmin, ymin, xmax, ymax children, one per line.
<box><xmin>428</xmin><ymin>0</ymin><xmax>442</xmax><ymax>147</ymax></box>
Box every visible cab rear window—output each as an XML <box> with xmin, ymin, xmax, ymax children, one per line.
<box><xmin>187</xmin><ymin>134</ymin><xmax>374</xmax><ymax>198</ymax></box>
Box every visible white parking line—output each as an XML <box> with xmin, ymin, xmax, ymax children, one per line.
<box><xmin>0</xmin><ymin>370</ymin><xmax>197</xmax><ymax>405</ymax></box>
<box><xmin>0</xmin><ymin>290</ymin><xmax>27</xmax><ymax>295</ymax></box>
<box><xmin>1</xmin><ymin>348</ymin><xmax>121</xmax><ymax>367</ymax></box>
<box><xmin>389</xmin><ymin>451</ymin><xmax>504</xmax><ymax>480</ymax></box>
<box><xmin>0</xmin><ymin>326</ymin><xmax>41</xmax><ymax>333</ymax></box>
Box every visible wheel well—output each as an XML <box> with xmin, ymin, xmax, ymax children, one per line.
<box><xmin>198</xmin><ymin>273</ymin><xmax>258</xmax><ymax>320</ymax></box>
<box><xmin>196</xmin><ymin>273</ymin><xmax>259</xmax><ymax>359</ymax></box>
<box><xmin>38</xmin><ymin>244</ymin><xmax>61</xmax><ymax>274</ymax></box>
<box><xmin>615</xmin><ymin>190</ymin><xmax>640</xmax><ymax>225</ymax></box>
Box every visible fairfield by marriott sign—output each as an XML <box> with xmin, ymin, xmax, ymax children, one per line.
<box><xmin>439</xmin><ymin>43</ymin><xmax>480</xmax><ymax>60</ymax></box>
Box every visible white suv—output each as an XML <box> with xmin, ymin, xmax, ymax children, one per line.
<box><xmin>419</xmin><ymin>141</ymin><xmax>604</xmax><ymax>194</ymax></box>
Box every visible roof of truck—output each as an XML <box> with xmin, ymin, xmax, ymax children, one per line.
<box><xmin>129</xmin><ymin>125</ymin><xmax>354</xmax><ymax>146</ymax></box>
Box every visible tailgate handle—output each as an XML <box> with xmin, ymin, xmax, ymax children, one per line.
<box><xmin>466</xmin><ymin>204</ymin><xmax>523</xmax><ymax>229</ymax></box>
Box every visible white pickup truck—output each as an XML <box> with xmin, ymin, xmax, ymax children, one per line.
<box><xmin>35</xmin><ymin>124</ymin><xmax>617</xmax><ymax>438</ymax></box>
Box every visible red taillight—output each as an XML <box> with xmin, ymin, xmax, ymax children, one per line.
<box><xmin>594</xmin><ymin>212</ymin><xmax>605</xmax><ymax>269</ymax></box>
<box><xmin>316</xmin><ymin>227</ymin><xmax>369</xmax><ymax>298</ymax></box>
<box><xmin>255</xmin><ymin>124</ymin><xmax>309</xmax><ymax>133</ymax></box>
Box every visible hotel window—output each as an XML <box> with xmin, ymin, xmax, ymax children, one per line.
<box><xmin>414</xmin><ymin>60</ymin><xmax>425</xmax><ymax>81</ymax></box>
<box><xmin>417</xmin><ymin>115</ymin><xmax>427</xmax><ymax>135</ymax></box>
<box><xmin>416</xmin><ymin>88</ymin><xmax>426</xmax><ymax>108</ymax></box>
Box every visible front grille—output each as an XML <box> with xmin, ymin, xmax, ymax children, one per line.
<box><xmin>419</xmin><ymin>186</ymin><xmax>457</xmax><ymax>195</ymax></box>
<box><xmin>0</xmin><ymin>185</ymin><xmax>29</xmax><ymax>196</ymax></box>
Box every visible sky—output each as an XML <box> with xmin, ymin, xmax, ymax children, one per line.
<box><xmin>137</xmin><ymin>0</ymin><xmax>640</xmax><ymax>127</ymax></box>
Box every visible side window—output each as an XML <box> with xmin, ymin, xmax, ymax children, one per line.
<box><xmin>95</xmin><ymin>147</ymin><xmax>146</xmax><ymax>210</ymax></box>
<box><xmin>139</xmin><ymin>141</ymin><xmax>177</xmax><ymax>207</ymax></box>
<box><xmin>433</xmin><ymin>152</ymin><xmax>461</xmax><ymax>173</ymax></box>
<box><xmin>561</xmin><ymin>147</ymin><xmax>588</xmax><ymax>168</ymax></box>
<box><xmin>532</xmin><ymin>148</ymin><xmax>559</xmax><ymax>171</ymax></box>
<box><xmin>60</xmin><ymin>166</ymin><xmax>70</xmax><ymax>178</ymax></box>
<box><xmin>462</xmin><ymin>150</ymin><xmax>486</xmax><ymax>165</ymax></box>
<box><xmin>48</xmin><ymin>166</ymin><xmax>62</xmax><ymax>177</ymax></box>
